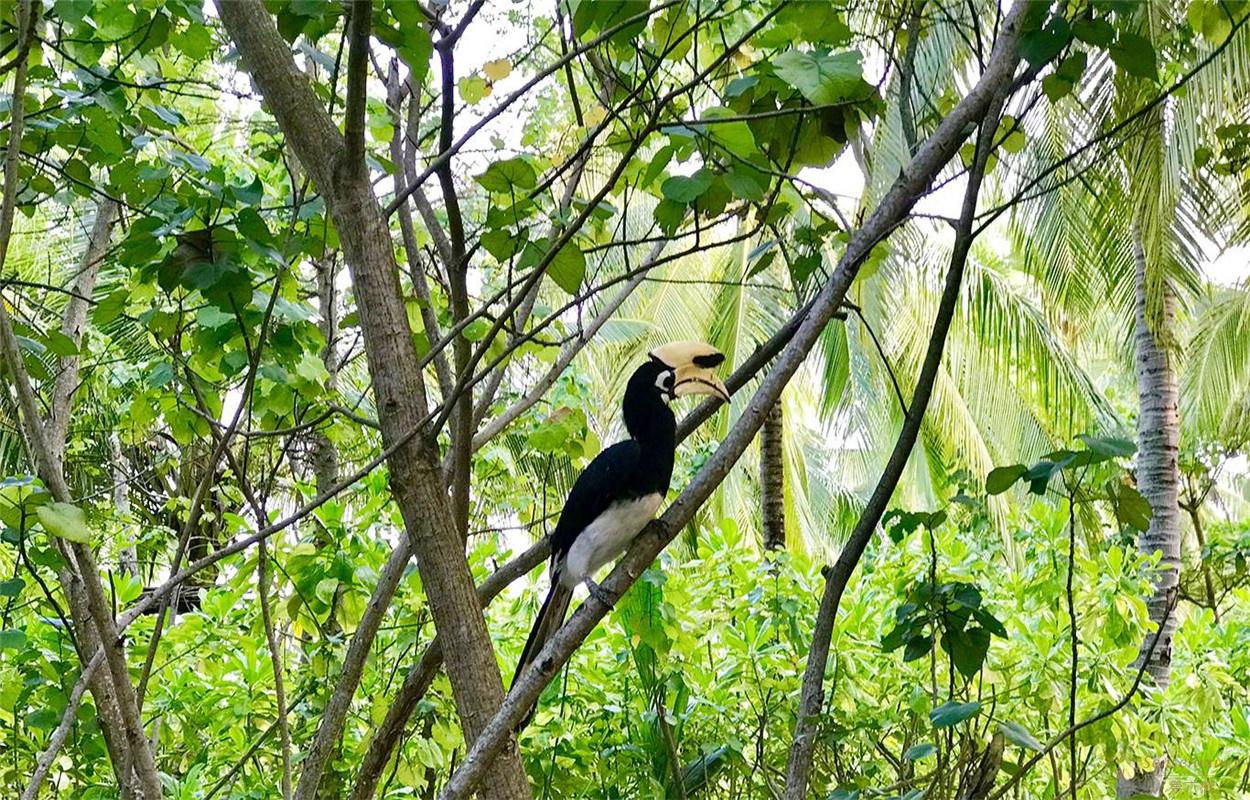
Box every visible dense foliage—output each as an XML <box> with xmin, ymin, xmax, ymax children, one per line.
<box><xmin>0</xmin><ymin>1</ymin><xmax>1248</xmax><ymax>799</ymax></box>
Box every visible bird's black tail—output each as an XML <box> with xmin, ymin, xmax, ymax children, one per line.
<box><xmin>512</xmin><ymin>575</ymin><xmax>573</xmax><ymax>729</ymax></box>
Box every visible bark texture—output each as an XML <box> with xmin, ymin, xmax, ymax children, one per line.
<box><xmin>760</xmin><ymin>403</ymin><xmax>786</xmax><ymax>551</ymax></box>
<box><xmin>1116</xmin><ymin>228</ymin><xmax>1180</xmax><ymax>798</ymax></box>
<box><xmin>216</xmin><ymin>4</ymin><xmax>531</xmax><ymax>798</ymax></box>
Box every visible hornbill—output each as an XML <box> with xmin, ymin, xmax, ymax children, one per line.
<box><xmin>512</xmin><ymin>341</ymin><xmax>730</xmax><ymax>720</ymax></box>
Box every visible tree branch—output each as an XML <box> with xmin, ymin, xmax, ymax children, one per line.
<box><xmin>218</xmin><ymin>4</ymin><xmax>532</xmax><ymax>797</ymax></box>
<box><xmin>46</xmin><ymin>199</ymin><xmax>118</xmax><ymax>467</ymax></box>
<box><xmin>781</xmin><ymin>41</ymin><xmax>1019</xmax><ymax>800</ymax></box>
<box><xmin>434</xmin><ymin>6</ymin><xmax>1032</xmax><ymax>797</ymax></box>
<box><xmin>0</xmin><ymin>5</ymin><xmax>163</xmax><ymax>797</ymax></box>
<box><xmin>342</xmin><ymin>0</ymin><xmax>372</xmax><ymax>173</ymax></box>
<box><xmin>469</xmin><ymin>244</ymin><xmax>659</xmax><ymax>453</ymax></box>
<box><xmin>19</xmin><ymin>650</ymin><xmax>102</xmax><ymax>800</ymax></box>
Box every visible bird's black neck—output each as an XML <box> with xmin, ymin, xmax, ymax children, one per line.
<box><xmin>622</xmin><ymin>370</ymin><xmax>676</xmax><ymax>493</ymax></box>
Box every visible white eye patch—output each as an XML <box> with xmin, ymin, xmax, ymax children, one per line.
<box><xmin>654</xmin><ymin>370</ymin><xmax>675</xmax><ymax>398</ymax></box>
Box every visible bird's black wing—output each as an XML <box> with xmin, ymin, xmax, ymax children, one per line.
<box><xmin>549</xmin><ymin>440</ymin><xmax>642</xmax><ymax>559</ymax></box>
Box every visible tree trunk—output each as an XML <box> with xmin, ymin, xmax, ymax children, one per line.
<box><xmin>760</xmin><ymin>402</ymin><xmax>786</xmax><ymax>551</ymax></box>
<box><xmin>217</xmin><ymin>5</ymin><xmax>532</xmax><ymax>798</ymax></box>
<box><xmin>1116</xmin><ymin>228</ymin><xmax>1181</xmax><ymax>798</ymax></box>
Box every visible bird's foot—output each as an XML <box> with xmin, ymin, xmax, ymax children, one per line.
<box><xmin>584</xmin><ymin>579</ymin><xmax>615</xmax><ymax>609</ymax></box>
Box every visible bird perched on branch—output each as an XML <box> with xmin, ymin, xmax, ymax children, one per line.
<box><xmin>512</xmin><ymin>341</ymin><xmax>730</xmax><ymax>721</ymax></box>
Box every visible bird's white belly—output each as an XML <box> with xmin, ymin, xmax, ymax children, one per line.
<box><xmin>562</xmin><ymin>493</ymin><xmax>663</xmax><ymax>588</ymax></box>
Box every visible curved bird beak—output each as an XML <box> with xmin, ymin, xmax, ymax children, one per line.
<box><xmin>649</xmin><ymin>341</ymin><xmax>731</xmax><ymax>403</ymax></box>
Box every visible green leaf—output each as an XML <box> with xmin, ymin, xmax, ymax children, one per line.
<box><xmin>458</xmin><ymin>74</ymin><xmax>488</xmax><ymax>104</ymax></box>
<box><xmin>43</xmin><ymin>330</ymin><xmax>79</xmax><ymax>357</ymax></box>
<box><xmin>314</xmin><ymin>578</ymin><xmax>339</xmax><ymax>604</ymax></box>
<box><xmin>0</xmin><ymin>629</ymin><xmax>26</xmax><ymax>651</ymax></box>
<box><xmin>475</xmin><ymin>157</ymin><xmax>538</xmax><ymax>194</ymax></box>
<box><xmin>975</xmin><ymin>608</ymin><xmax>1008</xmax><ymax>639</ymax></box>
<box><xmin>986</xmin><ymin>464</ymin><xmax>1026</xmax><ymax>495</ymax></box>
<box><xmin>1109</xmin><ymin>32</ymin><xmax>1158</xmax><ymax>80</ymax></box>
<box><xmin>789</xmin><ymin>252</ymin><xmax>821</xmax><ymax>285</ymax></box>
<box><xmin>929</xmin><ymin>700</ymin><xmax>982</xmax><ymax>728</ymax></box>
<box><xmin>548</xmin><ymin>242</ymin><xmax>587</xmax><ymax>295</ymax></box>
<box><xmin>654</xmin><ymin>199</ymin><xmax>687</xmax><ymax>235</ymax></box>
<box><xmin>0</xmin><ymin>578</ymin><xmax>24</xmax><ymax>597</ymax></box>
<box><xmin>1077</xmin><ymin>434</ymin><xmax>1135</xmax><ymax>458</ymax></box>
<box><xmin>943</xmin><ymin>626</ymin><xmax>991</xmax><ymax>678</ymax></box>
<box><xmin>903</xmin><ymin>634</ymin><xmax>933</xmax><ymax>662</ymax></box>
<box><xmin>1072</xmin><ymin>17</ymin><xmax>1114</xmax><ymax>46</ymax></box>
<box><xmin>643</xmin><ymin>145</ymin><xmax>675</xmax><ymax>186</ymax></box>
<box><xmin>36</xmin><ymin>501</ymin><xmax>92</xmax><ymax>543</ymax></box>
<box><xmin>999</xmin><ymin>721</ymin><xmax>1044</xmax><ymax>751</ymax></box>
<box><xmin>661</xmin><ymin>169</ymin><xmax>714</xmax><ymax>203</ymax></box>
<box><xmin>772</xmin><ymin>49</ymin><xmax>868</xmax><ymax>105</ymax></box>
<box><xmin>481</xmin><ymin>228</ymin><xmax>525</xmax><ymax>260</ymax></box>
<box><xmin>1116</xmin><ymin>484</ymin><xmax>1152</xmax><ymax>532</ymax></box>
<box><xmin>904</xmin><ymin>743</ymin><xmax>937</xmax><ymax>761</ymax></box>
<box><xmin>725</xmin><ymin>164</ymin><xmax>768</xmax><ymax>201</ymax></box>
<box><xmin>1019</xmin><ymin>16</ymin><xmax>1070</xmax><ymax>67</ymax></box>
<box><xmin>701</xmin><ymin>107</ymin><xmax>757</xmax><ymax>156</ymax></box>
<box><xmin>1042</xmin><ymin>50</ymin><xmax>1088</xmax><ymax>102</ymax></box>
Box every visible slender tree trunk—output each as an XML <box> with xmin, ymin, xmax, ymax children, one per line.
<box><xmin>760</xmin><ymin>403</ymin><xmax>786</xmax><ymax>551</ymax></box>
<box><xmin>217</xmin><ymin>5</ymin><xmax>532</xmax><ymax>798</ymax></box>
<box><xmin>310</xmin><ymin>256</ymin><xmax>345</xmax><ymax>798</ymax></box>
<box><xmin>1184</xmin><ymin>500</ymin><xmax>1219</xmax><ymax>623</ymax></box>
<box><xmin>1116</xmin><ymin>228</ymin><xmax>1181</xmax><ymax>798</ymax></box>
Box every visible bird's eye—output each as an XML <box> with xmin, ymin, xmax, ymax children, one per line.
<box><xmin>654</xmin><ymin>370</ymin><xmax>675</xmax><ymax>395</ymax></box>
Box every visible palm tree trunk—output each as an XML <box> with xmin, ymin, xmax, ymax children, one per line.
<box><xmin>1117</xmin><ymin>228</ymin><xmax>1181</xmax><ymax>798</ymax></box>
<box><xmin>760</xmin><ymin>402</ymin><xmax>786</xmax><ymax>551</ymax></box>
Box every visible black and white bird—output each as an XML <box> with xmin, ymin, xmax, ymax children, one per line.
<box><xmin>512</xmin><ymin>341</ymin><xmax>729</xmax><ymax>714</ymax></box>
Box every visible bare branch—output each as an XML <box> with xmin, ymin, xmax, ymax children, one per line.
<box><xmin>342</xmin><ymin>0</ymin><xmax>372</xmax><ymax>172</ymax></box>
<box><xmin>781</xmin><ymin>43</ymin><xmax>1020</xmax><ymax>800</ymax></box>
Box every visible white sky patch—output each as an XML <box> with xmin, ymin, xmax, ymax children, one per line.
<box><xmin>1206</xmin><ymin>243</ymin><xmax>1250</xmax><ymax>287</ymax></box>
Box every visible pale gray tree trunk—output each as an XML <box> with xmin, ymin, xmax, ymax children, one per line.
<box><xmin>760</xmin><ymin>403</ymin><xmax>786</xmax><ymax>551</ymax></box>
<box><xmin>1117</xmin><ymin>228</ymin><xmax>1181</xmax><ymax>798</ymax></box>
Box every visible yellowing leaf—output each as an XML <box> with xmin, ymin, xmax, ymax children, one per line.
<box><xmin>483</xmin><ymin>58</ymin><xmax>511</xmax><ymax>81</ymax></box>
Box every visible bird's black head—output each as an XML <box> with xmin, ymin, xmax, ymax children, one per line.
<box><xmin>622</xmin><ymin>341</ymin><xmax>729</xmax><ymax>445</ymax></box>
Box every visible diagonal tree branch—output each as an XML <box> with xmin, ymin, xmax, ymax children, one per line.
<box><xmin>781</xmin><ymin>69</ymin><xmax>1015</xmax><ymax>800</ymax></box>
<box><xmin>470</xmin><ymin>244</ymin><xmax>660</xmax><ymax>453</ymax></box>
<box><xmin>433</xmin><ymin>5</ymin><xmax>1032</xmax><ymax>796</ymax></box>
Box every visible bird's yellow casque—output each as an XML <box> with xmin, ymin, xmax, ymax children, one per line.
<box><xmin>649</xmin><ymin>340</ymin><xmax>730</xmax><ymax>402</ymax></box>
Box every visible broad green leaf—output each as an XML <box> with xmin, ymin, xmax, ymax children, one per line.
<box><xmin>943</xmin><ymin>626</ymin><xmax>991</xmax><ymax>678</ymax></box>
<box><xmin>661</xmin><ymin>169</ymin><xmax>714</xmax><ymax>203</ymax></box>
<box><xmin>1019</xmin><ymin>16</ymin><xmax>1070</xmax><ymax>67</ymax></box>
<box><xmin>548</xmin><ymin>242</ymin><xmax>587</xmax><ymax>295</ymax></box>
<box><xmin>36</xmin><ymin>502</ymin><xmax>91</xmax><ymax>543</ymax></box>
<box><xmin>458</xmin><ymin>74</ymin><xmax>489</xmax><ymax>104</ymax></box>
<box><xmin>0</xmin><ymin>629</ymin><xmax>26</xmax><ymax>650</ymax></box>
<box><xmin>701</xmin><ymin>107</ymin><xmax>756</xmax><ymax>157</ymax></box>
<box><xmin>902</xmin><ymin>634</ymin><xmax>932</xmax><ymax>662</ymax></box>
<box><xmin>475</xmin><ymin>157</ymin><xmax>538</xmax><ymax>194</ymax></box>
<box><xmin>986</xmin><ymin>464</ymin><xmax>1026</xmax><ymax>494</ymax></box>
<box><xmin>1077</xmin><ymin>434</ymin><xmax>1135</xmax><ymax>458</ymax></box>
<box><xmin>1109</xmin><ymin>32</ymin><xmax>1158</xmax><ymax>80</ymax></box>
<box><xmin>999</xmin><ymin>721</ymin><xmax>1044</xmax><ymax>751</ymax></box>
<box><xmin>1072</xmin><ymin>17</ymin><xmax>1114</xmax><ymax>46</ymax></box>
<box><xmin>930</xmin><ymin>700</ymin><xmax>982</xmax><ymax>728</ymax></box>
<box><xmin>772</xmin><ymin>49</ymin><xmax>867</xmax><ymax>105</ymax></box>
<box><xmin>904</xmin><ymin>743</ymin><xmax>937</xmax><ymax>761</ymax></box>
